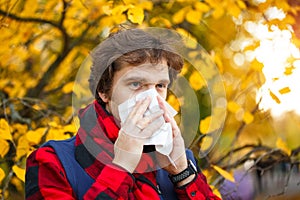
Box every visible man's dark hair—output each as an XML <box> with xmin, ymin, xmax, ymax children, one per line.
<box><xmin>89</xmin><ymin>28</ymin><xmax>184</xmax><ymax>105</ymax></box>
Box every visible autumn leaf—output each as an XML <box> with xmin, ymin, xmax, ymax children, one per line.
<box><xmin>276</xmin><ymin>138</ymin><xmax>291</xmax><ymax>156</ymax></box>
<box><xmin>12</xmin><ymin>165</ymin><xmax>25</xmax><ymax>182</ymax></box>
<box><xmin>172</xmin><ymin>7</ymin><xmax>187</xmax><ymax>24</ymax></box>
<box><xmin>269</xmin><ymin>90</ymin><xmax>281</xmax><ymax>104</ymax></box>
<box><xmin>0</xmin><ymin>139</ymin><xmax>10</xmax><ymax>158</ymax></box>
<box><xmin>127</xmin><ymin>6</ymin><xmax>144</xmax><ymax>24</ymax></box>
<box><xmin>186</xmin><ymin>9</ymin><xmax>202</xmax><ymax>25</ymax></box>
<box><xmin>26</xmin><ymin>128</ymin><xmax>47</xmax><ymax>145</ymax></box>
<box><xmin>199</xmin><ymin>135</ymin><xmax>213</xmax><ymax>151</ymax></box>
<box><xmin>279</xmin><ymin>87</ymin><xmax>291</xmax><ymax>94</ymax></box>
<box><xmin>62</xmin><ymin>81</ymin><xmax>74</xmax><ymax>94</ymax></box>
<box><xmin>227</xmin><ymin>101</ymin><xmax>241</xmax><ymax>113</ymax></box>
<box><xmin>189</xmin><ymin>71</ymin><xmax>205</xmax><ymax>90</ymax></box>
<box><xmin>212</xmin><ymin>165</ymin><xmax>235</xmax><ymax>182</ymax></box>
<box><xmin>0</xmin><ymin>119</ymin><xmax>12</xmax><ymax>141</ymax></box>
<box><xmin>243</xmin><ymin>111</ymin><xmax>254</xmax><ymax>124</ymax></box>
<box><xmin>167</xmin><ymin>94</ymin><xmax>180</xmax><ymax>112</ymax></box>
<box><xmin>0</xmin><ymin>168</ymin><xmax>5</xmax><ymax>184</ymax></box>
<box><xmin>284</xmin><ymin>66</ymin><xmax>294</xmax><ymax>75</ymax></box>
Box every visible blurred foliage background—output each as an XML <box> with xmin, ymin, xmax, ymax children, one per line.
<box><xmin>0</xmin><ymin>0</ymin><xmax>300</xmax><ymax>199</ymax></box>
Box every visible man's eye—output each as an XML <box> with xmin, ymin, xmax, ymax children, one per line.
<box><xmin>130</xmin><ymin>82</ymin><xmax>142</xmax><ymax>89</ymax></box>
<box><xmin>156</xmin><ymin>83</ymin><xmax>167</xmax><ymax>89</ymax></box>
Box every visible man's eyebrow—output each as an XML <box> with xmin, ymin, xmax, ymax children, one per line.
<box><xmin>123</xmin><ymin>76</ymin><xmax>147</xmax><ymax>82</ymax></box>
<box><xmin>123</xmin><ymin>76</ymin><xmax>170</xmax><ymax>84</ymax></box>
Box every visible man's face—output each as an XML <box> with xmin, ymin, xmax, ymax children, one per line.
<box><xmin>100</xmin><ymin>61</ymin><xmax>170</xmax><ymax>122</ymax></box>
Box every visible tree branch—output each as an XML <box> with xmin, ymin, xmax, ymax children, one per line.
<box><xmin>0</xmin><ymin>9</ymin><xmax>60</xmax><ymax>30</ymax></box>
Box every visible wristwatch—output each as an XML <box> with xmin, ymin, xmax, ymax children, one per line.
<box><xmin>169</xmin><ymin>160</ymin><xmax>197</xmax><ymax>184</ymax></box>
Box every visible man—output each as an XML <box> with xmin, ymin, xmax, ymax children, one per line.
<box><xmin>25</xmin><ymin>28</ymin><xmax>220</xmax><ymax>199</ymax></box>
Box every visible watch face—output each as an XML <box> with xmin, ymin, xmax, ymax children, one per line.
<box><xmin>143</xmin><ymin>145</ymin><xmax>156</xmax><ymax>153</ymax></box>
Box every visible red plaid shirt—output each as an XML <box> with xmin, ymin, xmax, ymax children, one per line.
<box><xmin>25</xmin><ymin>101</ymin><xmax>220</xmax><ymax>200</ymax></box>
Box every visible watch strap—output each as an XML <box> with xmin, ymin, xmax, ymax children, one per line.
<box><xmin>169</xmin><ymin>160</ymin><xmax>197</xmax><ymax>184</ymax></box>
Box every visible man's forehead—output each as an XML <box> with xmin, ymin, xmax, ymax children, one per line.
<box><xmin>122</xmin><ymin>63</ymin><xmax>170</xmax><ymax>81</ymax></box>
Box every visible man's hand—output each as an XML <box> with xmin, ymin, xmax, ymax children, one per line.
<box><xmin>156</xmin><ymin>95</ymin><xmax>195</xmax><ymax>186</ymax></box>
<box><xmin>113</xmin><ymin>96</ymin><xmax>164</xmax><ymax>173</ymax></box>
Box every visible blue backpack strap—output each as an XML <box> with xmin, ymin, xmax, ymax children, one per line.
<box><xmin>156</xmin><ymin>149</ymin><xmax>198</xmax><ymax>200</ymax></box>
<box><xmin>42</xmin><ymin>137</ymin><xmax>94</xmax><ymax>200</ymax></box>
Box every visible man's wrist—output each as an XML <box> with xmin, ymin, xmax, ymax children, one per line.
<box><xmin>168</xmin><ymin>160</ymin><xmax>197</xmax><ymax>186</ymax></box>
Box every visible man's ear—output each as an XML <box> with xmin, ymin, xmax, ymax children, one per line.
<box><xmin>98</xmin><ymin>92</ymin><xmax>109</xmax><ymax>103</ymax></box>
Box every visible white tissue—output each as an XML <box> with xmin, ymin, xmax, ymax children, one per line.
<box><xmin>118</xmin><ymin>89</ymin><xmax>177</xmax><ymax>156</ymax></box>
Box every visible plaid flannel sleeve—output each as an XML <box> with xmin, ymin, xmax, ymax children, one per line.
<box><xmin>25</xmin><ymin>147</ymin><xmax>75</xmax><ymax>200</ymax></box>
<box><xmin>25</xmin><ymin>147</ymin><xmax>137</xmax><ymax>200</ymax></box>
<box><xmin>175</xmin><ymin>173</ymin><xmax>221</xmax><ymax>200</ymax></box>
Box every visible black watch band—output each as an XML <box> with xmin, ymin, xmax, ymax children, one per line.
<box><xmin>169</xmin><ymin>160</ymin><xmax>197</xmax><ymax>184</ymax></box>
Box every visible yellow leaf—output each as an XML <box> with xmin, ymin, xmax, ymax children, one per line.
<box><xmin>236</xmin><ymin>0</ymin><xmax>247</xmax><ymax>9</ymax></box>
<box><xmin>227</xmin><ymin>3</ymin><xmax>241</xmax><ymax>18</ymax></box>
<box><xmin>284</xmin><ymin>66</ymin><xmax>294</xmax><ymax>75</ymax></box>
<box><xmin>212</xmin><ymin>6</ymin><xmax>224</xmax><ymax>19</ymax></box>
<box><xmin>200</xmin><ymin>116</ymin><xmax>211</xmax><ymax>134</ymax></box>
<box><xmin>269</xmin><ymin>90</ymin><xmax>281</xmax><ymax>104</ymax></box>
<box><xmin>279</xmin><ymin>87</ymin><xmax>291</xmax><ymax>94</ymax></box>
<box><xmin>186</xmin><ymin>9</ymin><xmax>202</xmax><ymax>25</ymax></box>
<box><xmin>227</xmin><ymin>101</ymin><xmax>241</xmax><ymax>113</ymax></box>
<box><xmin>139</xmin><ymin>1</ymin><xmax>153</xmax><ymax>11</ymax></box>
<box><xmin>214</xmin><ymin>53</ymin><xmax>224</xmax><ymax>73</ymax></box>
<box><xmin>243</xmin><ymin>111</ymin><xmax>254</xmax><ymax>124</ymax></box>
<box><xmin>26</xmin><ymin>128</ymin><xmax>47</xmax><ymax>145</ymax></box>
<box><xmin>195</xmin><ymin>2</ymin><xmax>210</xmax><ymax>12</ymax></box>
<box><xmin>16</xmin><ymin>135</ymin><xmax>30</xmax><ymax>160</ymax></box>
<box><xmin>12</xmin><ymin>165</ymin><xmax>25</xmax><ymax>182</ymax></box>
<box><xmin>112</xmin><ymin>5</ymin><xmax>128</xmax><ymax>16</ymax></box>
<box><xmin>276</xmin><ymin>138</ymin><xmax>291</xmax><ymax>156</ymax></box>
<box><xmin>172</xmin><ymin>8</ymin><xmax>187</xmax><ymax>24</ymax></box>
<box><xmin>127</xmin><ymin>6</ymin><xmax>144</xmax><ymax>24</ymax></box>
<box><xmin>62</xmin><ymin>81</ymin><xmax>74</xmax><ymax>94</ymax></box>
<box><xmin>212</xmin><ymin>165</ymin><xmax>235</xmax><ymax>182</ymax></box>
<box><xmin>189</xmin><ymin>71</ymin><xmax>205</xmax><ymax>90</ymax></box>
<box><xmin>0</xmin><ymin>139</ymin><xmax>10</xmax><ymax>158</ymax></box>
<box><xmin>200</xmin><ymin>135</ymin><xmax>213</xmax><ymax>151</ymax></box>
<box><xmin>210</xmin><ymin>185</ymin><xmax>222</xmax><ymax>199</ymax></box>
<box><xmin>0</xmin><ymin>168</ymin><xmax>5</xmax><ymax>184</ymax></box>
<box><xmin>251</xmin><ymin>59</ymin><xmax>264</xmax><ymax>72</ymax></box>
<box><xmin>0</xmin><ymin>119</ymin><xmax>12</xmax><ymax>141</ymax></box>
<box><xmin>167</xmin><ymin>94</ymin><xmax>180</xmax><ymax>112</ymax></box>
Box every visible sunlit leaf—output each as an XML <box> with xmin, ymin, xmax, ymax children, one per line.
<box><xmin>269</xmin><ymin>90</ymin><xmax>281</xmax><ymax>104</ymax></box>
<box><xmin>200</xmin><ymin>116</ymin><xmax>211</xmax><ymax>134</ymax></box>
<box><xmin>199</xmin><ymin>135</ymin><xmax>213</xmax><ymax>151</ymax></box>
<box><xmin>212</xmin><ymin>7</ymin><xmax>224</xmax><ymax>19</ymax></box>
<box><xmin>212</xmin><ymin>165</ymin><xmax>235</xmax><ymax>182</ymax></box>
<box><xmin>0</xmin><ymin>119</ymin><xmax>12</xmax><ymax>141</ymax></box>
<box><xmin>276</xmin><ymin>138</ymin><xmax>291</xmax><ymax>156</ymax></box>
<box><xmin>227</xmin><ymin>101</ymin><xmax>241</xmax><ymax>113</ymax></box>
<box><xmin>251</xmin><ymin>59</ymin><xmax>264</xmax><ymax>72</ymax></box>
<box><xmin>284</xmin><ymin>66</ymin><xmax>294</xmax><ymax>75</ymax></box>
<box><xmin>167</xmin><ymin>94</ymin><xmax>180</xmax><ymax>112</ymax></box>
<box><xmin>62</xmin><ymin>81</ymin><xmax>74</xmax><ymax>94</ymax></box>
<box><xmin>0</xmin><ymin>139</ymin><xmax>10</xmax><ymax>158</ymax></box>
<box><xmin>26</xmin><ymin>128</ymin><xmax>47</xmax><ymax>145</ymax></box>
<box><xmin>243</xmin><ymin>111</ymin><xmax>254</xmax><ymax>124</ymax></box>
<box><xmin>172</xmin><ymin>7</ymin><xmax>187</xmax><ymax>24</ymax></box>
<box><xmin>210</xmin><ymin>185</ymin><xmax>222</xmax><ymax>199</ymax></box>
<box><xmin>0</xmin><ymin>168</ymin><xmax>5</xmax><ymax>184</ymax></box>
<box><xmin>127</xmin><ymin>6</ymin><xmax>144</xmax><ymax>24</ymax></box>
<box><xmin>186</xmin><ymin>9</ymin><xmax>202</xmax><ymax>25</ymax></box>
<box><xmin>189</xmin><ymin>71</ymin><xmax>205</xmax><ymax>90</ymax></box>
<box><xmin>195</xmin><ymin>2</ymin><xmax>210</xmax><ymax>12</ymax></box>
<box><xmin>279</xmin><ymin>87</ymin><xmax>291</xmax><ymax>94</ymax></box>
<box><xmin>139</xmin><ymin>1</ymin><xmax>153</xmax><ymax>11</ymax></box>
<box><xmin>12</xmin><ymin>165</ymin><xmax>25</xmax><ymax>182</ymax></box>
